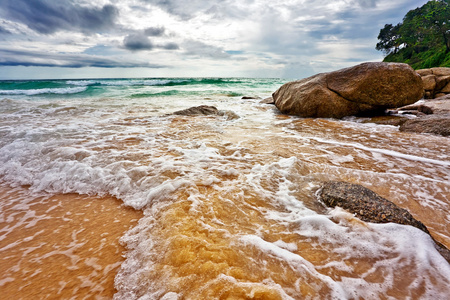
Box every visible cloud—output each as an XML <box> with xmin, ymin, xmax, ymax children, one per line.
<box><xmin>182</xmin><ymin>40</ymin><xmax>231</xmax><ymax>59</ymax></box>
<box><xmin>0</xmin><ymin>25</ymin><xmax>11</xmax><ymax>35</ymax></box>
<box><xmin>144</xmin><ymin>26</ymin><xmax>165</xmax><ymax>36</ymax></box>
<box><xmin>0</xmin><ymin>48</ymin><xmax>167</xmax><ymax>68</ymax></box>
<box><xmin>123</xmin><ymin>31</ymin><xmax>180</xmax><ymax>51</ymax></box>
<box><xmin>83</xmin><ymin>45</ymin><xmax>121</xmax><ymax>56</ymax></box>
<box><xmin>139</xmin><ymin>0</ymin><xmax>253</xmax><ymax>20</ymax></box>
<box><xmin>354</xmin><ymin>0</ymin><xmax>378</xmax><ymax>8</ymax></box>
<box><xmin>160</xmin><ymin>42</ymin><xmax>179</xmax><ymax>50</ymax></box>
<box><xmin>0</xmin><ymin>0</ymin><xmax>118</xmax><ymax>34</ymax></box>
<box><xmin>0</xmin><ymin>0</ymin><xmax>431</xmax><ymax>78</ymax></box>
<box><xmin>123</xmin><ymin>33</ymin><xmax>154</xmax><ymax>51</ymax></box>
<box><xmin>140</xmin><ymin>0</ymin><xmax>218</xmax><ymax>20</ymax></box>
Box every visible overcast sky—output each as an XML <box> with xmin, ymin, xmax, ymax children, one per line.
<box><xmin>0</xmin><ymin>0</ymin><xmax>428</xmax><ymax>79</ymax></box>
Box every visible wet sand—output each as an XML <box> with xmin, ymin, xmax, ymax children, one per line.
<box><xmin>0</xmin><ymin>185</ymin><xmax>142</xmax><ymax>299</ymax></box>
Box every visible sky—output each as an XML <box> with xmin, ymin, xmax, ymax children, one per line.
<box><xmin>0</xmin><ymin>0</ymin><xmax>429</xmax><ymax>79</ymax></box>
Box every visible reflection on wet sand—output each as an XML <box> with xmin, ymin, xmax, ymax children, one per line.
<box><xmin>0</xmin><ymin>186</ymin><xmax>141</xmax><ymax>299</ymax></box>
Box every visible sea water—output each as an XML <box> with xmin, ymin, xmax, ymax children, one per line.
<box><xmin>0</xmin><ymin>78</ymin><xmax>449</xmax><ymax>299</ymax></box>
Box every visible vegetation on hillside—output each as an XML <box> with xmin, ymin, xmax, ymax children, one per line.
<box><xmin>376</xmin><ymin>0</ymin><xmax>450</xmax><ymax>69</ymax></box>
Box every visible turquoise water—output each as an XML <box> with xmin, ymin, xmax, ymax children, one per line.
<box><xmin>0</xmin><ymin>77</ymin><xmax>286</xmax><ymax>99</ymax></box>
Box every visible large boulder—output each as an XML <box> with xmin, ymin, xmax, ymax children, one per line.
<box><xmin>273</xmin><ymin>62</ymin><xmax>423</xmax><ymax>118</ymax></box>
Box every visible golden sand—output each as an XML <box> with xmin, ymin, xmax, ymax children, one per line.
<box><xmin>0</xmin><ymin>186</ymin><xmax>142</xmax><ymax>299</ymax></box>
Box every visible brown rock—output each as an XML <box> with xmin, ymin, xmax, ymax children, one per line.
<box><xmin>416</xmin><ymin>69</ymin><xmax>433</xmax><ymax>76</ymax></box>
<box><xmin>441</xmin><ymin>82</ymin><xmax>450</xmax><ymax>93</ymax></box>
<box><xmin>319</xmin><ymin>181</ymin><xmax>429</xmax><ymax>233</ymax></box>
<box><xmin>398</xmin><ymin>104</ymin><xmax>434</xmax><ymax>115</ymax></box>
<box><xmin>436</xmin><ymin>75</ymin><xmax>450</xmax><ymax>90</ymax></box>
<box><xmin>273</xmin><ymin>62</ymin><xmax>423</xmax><ymax>118</ymax></box>
<box><xmin>421</xmin><ymin>75</ymin><xmax>437</xmax><ymax>91</ymax></box>
<box><xmin>171</xmin><ymin>105</ymin><xmax>239</xmax><ymax>120</ymax></box>
<box><xmin>399</xmin><ymin>115</ymin><xmax>450</xmax><ymax>136</ymax></box>
<box><xmin>273</xmin><ymin>73</ymin><xmax>375</xmax><ymax>118</ymax></box>
<box><xmin>420</xmin><ymin>96</ymin><xmax>450</xmax><ymax>114</ymax></box>
<box><xmin>319</xmin><ymin>181</ymin><xmax>450</xmax><ymax>263</ymax></box>
<box><xmin>173</xmin><ymin>105</ymin><xmax>220</xmax><ymax>116</ymax></box>
<box><xmin>435</xmin><ymin>93</ymin><xmax>447</xmax><ymax>98</ymax></box>
<box><xmin>326</xmin><ymin>62</ymin><xmax>424</xmax><ymax>107</ymax></box>
<box><xmin>260</xmin><ymin>97</ymin><xmax>275</xmax><ymax>104</ymax></box>
<box><xmin>362</xmin><ymin>116</ymin><xmax>409</xmax><ymax>126</ymax></box>
<box><xmin>431</xmin><ymin>67</ymin><xmax>450</xmax><ymax>76</ymax></box>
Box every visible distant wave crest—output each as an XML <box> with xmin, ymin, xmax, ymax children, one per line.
<box><xmin>64</xmin><ymin>78</ymin><xmax>245</xmax><ymax>87</ymax></box>
<box><xmin>66</xmin><ymin>79</ymin><xmax>189</xmax><ymax>87</ymax></box>
<box><xmin>0</xmin><ymin>87</ymin><xmax>87</xmax><ymax>96</ymax></box>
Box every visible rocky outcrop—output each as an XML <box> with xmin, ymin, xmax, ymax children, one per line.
<box><xmin>391</xmin><ymin>96</ymin><xmax>450</xmax><ymax>137</ymax></box>
<box><xmin>416</xmin><ymin>67</ymin><xmax>450</xmax><ymax>99</ymax></box>
<box><xmin>171</xmin><ymin>105</ymin><xmax>239</xmax><ymax>120</ymax></box>
<box><xmin>399</xmin><ymin>115</ymin><xmax>450</xmax><ymax>136</ymax></box>
<box><xmin>319</xmin><ymin>181</ymin><xmax>450</xmax><ymax>263</ymax></box>
<box><xmin>273</xmin><ymin>62</ymin><xmax>423</xmax><ymax>118</ymax></box>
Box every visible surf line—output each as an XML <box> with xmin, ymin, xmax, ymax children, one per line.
<box><xmin>284</xmin><ymin>129</ymin><xmax>450</xmax><ymax>167</ymax></box>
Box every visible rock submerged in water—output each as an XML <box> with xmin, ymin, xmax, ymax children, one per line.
<box><xmin>171</xmin><ymin>105</ymin><xmax>239</xmax><ymax>120</ymax></box>
<box><xmin>273</xmin><ymin>62</ymin><xmax>423</xmax><ymax>118</ymax></box>
<box><xmin>319</xmin><ymin>181</ymin><xmax>429</xmax><ymax>232</ymax></box>
<box><xmin>319</xmin><ymin>181</ymin><xmax>450</xmax><ymax>263</ymax></box>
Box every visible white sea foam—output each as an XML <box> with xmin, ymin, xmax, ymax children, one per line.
<box><xmin>0</xmin><ymin>87</ymin><xmax>87</xmax><ymax>96</ymax></box>
<box><xmin>285</xmin><ymin>129</ymin><xmax>450</xmax><ymax>167</ymax></box>
<box><xmin>66</xmin><ymin>79</ymin><xmax>188</xmax><ymax>87</ymax></box>
<box><xmin>1</xmin><ymin>78</ymin><xmax>449</xmax><ymax>298</ymax></box>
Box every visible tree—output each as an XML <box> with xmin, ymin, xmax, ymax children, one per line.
<box><xmin>423</xmin><ymin>0</ymin><xmax>450</xmax><ymax>53</ymax></box>
<box><xmin>376</xmin><ymin>23</ymin><xmax>402</xmax><ymax>55</ymax></box>
<box><xmin>376</xmin><ymin>0</ymin><xmax>450</xmax><ymax>68</ymax></box>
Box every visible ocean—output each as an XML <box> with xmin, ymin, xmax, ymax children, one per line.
<box><xmin>1</xmin><ymin>77</ymin><xmax>449</xmax><ymax>299</ymax></box>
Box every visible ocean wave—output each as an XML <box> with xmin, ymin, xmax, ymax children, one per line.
<box><xmin>66</xmin><ymin>79</ymin><xmax>189</xmax><ymax>87</ymax></box>
<box><xmin>0</xmin><ymin>86</ymin><xmax>87</xmax><ymax>96</ymax></box>
<box><xmin>64</xmin><ymin>78</ymin><xmax>250</xmax><ymax>88</ymax></box>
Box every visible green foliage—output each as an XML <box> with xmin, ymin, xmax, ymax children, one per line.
<box><xmin>376</xmin><ymin>0</ymin><xmax>450</xmax><ymax>68</ymax></box>
<box><xmin>384</xmin><ymin>45</ymin><xmax>450</xmax><ymax>69</ymax></box>
<box><xmin>376</xmin><ymin>24</ymin><xmax>402</xmax><ymax>55</ymax></box>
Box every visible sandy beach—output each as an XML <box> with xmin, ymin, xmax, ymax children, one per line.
<box><xmin>0</xmin><ymin>185</ymin><xmax>141</xmax><ymax>299</ymax></box>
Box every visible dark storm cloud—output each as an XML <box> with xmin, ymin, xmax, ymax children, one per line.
<box><xmin>123</xmin><ymin>33</ymin><xmax>154</xmax><ymax>51</ymax></box>
<box><xmin>0</xmin><ymin>0</ymin><xmax>118</xmax><ymax>34</ymax></box>
<box><xmin>0</xmin><ymin>48</ymin><xmax>167</xmax><ymax>68</ymax></box>
<box><xmin>123</xmin><ymin>30</ymin><xmax>179</xmax><ymax>51</ymax></box>
<box><xmin>144</xmin><ymin>26</ymin><xmax>165</xmax><ymax>36</ymax></box>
